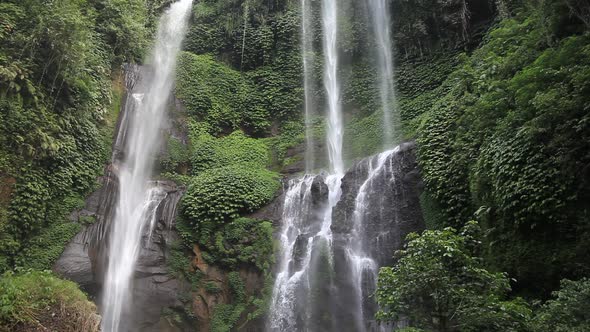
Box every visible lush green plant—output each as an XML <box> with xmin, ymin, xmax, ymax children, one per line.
<box><xmin>209</xmin><ymin>218</ymin><xmax>274</xmax><ymax>270</ymax></box>
<box><xmin>182</xmin><ymin>165</ymin><xmax>279</xmax><ymax>241</ymax></box>
<box><xmin>15</xmin><ymin>222</ymin><xmax>81</xmax><ymax>271</ymax></box>
<box><xmin>532</xmin><ymin>278</ymin><xmax>590</xmax><ymax>332</ymax></box>
<box><xmin>415</xmin><ymin>1</ymin><xmax>590</xmax><ymax>296</ymax></box>
<box><xmin>210</xmin><ymin>272</ymin><xmax>245</xmax><ymax>332</ymax></box>
<box><xmin>89</xmin><ymin>0</ymin><xmax>151</xmax><ymax>64</ymax></box>
<box><xmin>0</xmin><ymin>270</ymin><xmax>99</xmax><ymax>331</ymax></box>
<box><xmin>160</xmin><ymin>135</ymin><xmax>191</xmax><ymax>173</ymax></box>
<box><xmin>191</xmin><ymin>130</ymin><xmax>269</xmax><ymax>174</ymax></box>
<box><xmin>376</xmin><ymin>221</ymin><xmax>531</xmax><ymax>332</ymax></box>
<box><xmin>175</xmin><ymin>52</ymin><xmax>269</xmax><ymax>136</ymax></box>
<box><xmin>167</xmin><ymin>242</ymin><xmax>202</xmax><ymax>295</ymax></box>
<box><xmin>210</xmin><ymin>271</ymin><xmax>264</xmax><ymax>332</ymax></box>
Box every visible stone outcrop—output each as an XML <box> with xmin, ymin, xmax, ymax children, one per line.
<box><xmin>54</xmin><ymin>179</ymin><xmax>187</xmax><ymax>331</ymax></box>
<box><xmin>332</xmin><ymin>141</ymin><xmax>424</xmax><ymax>265</ymax></box>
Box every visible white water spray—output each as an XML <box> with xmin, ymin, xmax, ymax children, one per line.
<box><xmin>368</xmin><ymin>0</ymin><xmax>397</xmax><ymax>147</ymax></box>
<box><xmin>347</xmin><ymin>148</ymin><xmax>398</xmax><ymax>331</ymax></box>
<box><xmin>322</xmin><ymin>0</ymin><xmax>344</xmax><ymax>175</ymax></box>
<box><xmin>101</xmin><ymin>1</ymin><xmax>192</xmax><ymax>331</ymax></box>
<box><xmin>302</xmin><ymin>0</ymin><xmax>315</xmax><ymax>172</ymax></box>
<box><xmin>268</xmin><ymin>0</ymin><xmax>345</xmax><ymax>329</ymax></box>
<box><xmin>268</xmin><ymin>176</ymin><xmax>315</xmax><ymax>330</ymax></box>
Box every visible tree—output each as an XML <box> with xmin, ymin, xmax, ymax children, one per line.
<box><xmin>532</xmin><ymin>278</ymin><xmax>590</xmax><ymax>332</ymax></box>
<box><xmin>376</xmin><ymin>221</ymin><xmax>531</xmax><ymax>331</ymax></box>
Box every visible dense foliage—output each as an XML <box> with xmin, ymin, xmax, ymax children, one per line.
<box><xmin>182</xmin><ymin>165</ymin><xmax>279</xmax><ymax>238</ymax></box>
<box><xmin>415</xmin><ymin>0</ymin><xmax>590</xmax><ymax>296</ymax></box>
<box><xmin>0</xmin><ymin>0</ymin><xmax>163</xmax><ymax>327</ymax></box>
<box><xmin>377</xmin><ymin>223</ymin><xmax>590</xmax><ymax>332</ymax></box>
<box><xmin>377</xmin><ymin>222</ymin><xmax>531</xmax><ymax>332</ymax></box>
<box><xmin>176</xmin><ymin>53</ymin><xmax>270</xmax><ymax>136</ymax></box>
<box><xmin>1</xmin><ymin>0</ymin><xmax>589</xmax><ymax>330</ymax></box>
<box><xmin>191</xmin><ymin>130</ymin><xmax>270</xmax><ymax>173</ymax></box>
<box><xmin>0</xmin><ymin>0</ymin><xmax>163</xmax><ymax>272</ymax></box>
<box><xmin>532</xmin><ymin>278</ymin><xmax>590</xmax><ymax>332</ymax></box>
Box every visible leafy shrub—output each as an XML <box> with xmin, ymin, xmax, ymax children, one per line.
<box><xmin>191</xmin><ymin>130</ymin><xmax>269</xmax><ymax>174</ymax></box>
<box><xmin>15</xmin><ymin>222</ymin><xmax>81</xmax><ymax>271</ymax></box>
<box><xmin>532</xmin><ymin>278</ymin><xmax>590</xmax><ymax>332</ymax></box>
<box><xmin>160</xmin><ymin>135</ymin><xmax>190</xmax><ymax>173</ymax></box>
<box><xmin>167</xmin><ymin>241</ymin><xmax>202</xmax><ymax>291</ymax></box>
<box><xmin>376</xmin><ymin>222</ymin><xmax>531</xmax><ymax>332</ymax></box>
<box><xmin>210</xmin><ymin>272</ymin><xmax>247</xmax><ymax>332</ymax></box>
<box><xmin>209</xmin><ymin>218</ymin><xmax>274</xmax><ymax>270</ymax></box>
<box><xmin>175</xmin><ymin>52</ymin><xmax>269</xmax><ymax>136</ymax></box>
<box><xmin>182</xmin><ymin>165</ymin><xmax>279</xmax><ymax>236</ymax></box>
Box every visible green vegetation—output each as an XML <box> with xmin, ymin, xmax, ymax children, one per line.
<box><xmin>183</xmin><ymin>166</ymin><xmax>278</xmax><ymax>236</ymax></box>
<box><xmin>209</xmin><ymin>218</ymin><xmax>274</xmax><ymax>270</ymax></box>
<box><xmin>177</xmin><ymin>0</ymin><xmax>306</xmax><ymax>170</ymax></box>
<box><xmin>0</xmin><ymin>1</ymin><xmax>164</xmax><ymax>329</ymax></box>
<box><xmin>0</xmin><ymin>0</ymin><xmax>164</xmax><ymax>272</ymax></box>
<box><xmin>0</xmin><ymin>270</ymin><xmax>100</xmax><ymax>331</ymax></box>
<box><xmin>532</xmin><ymin>278</ymin><xmax>590</xmax><ymax>332</ymax></box>
<box><xmin>0</xmin><ymin>0</ymin><xmax>166</xmax><ymax>272</ymax></box>
<box><xmin>171</xmin><ymin>12</ymin><xmax>289</xmax><ymax>326</ymax></box>
<box><xmin>377</xmin><ymin>222</ymin><xmax>531</xmax><ymax>332</ymax></box>
<box><xmin>176</xmin><ymin>53</ymin><xmax>269</xmax><ymax>136</ymax></box>
<box><xmin>1</xmin><ymin>0</ymin><xmax>588</xmax><ymax>330</ymax></box>
<box><xmin>375</xmin><ymin>0</ymin><xmax>590</xmax><ymax>328</ymax></box>
<box><xmin>191</xmin><ymin>130</ymin><xmax>270</xmax><ymax>174</ymax></box>
<box><xmin>414</xmin><ymin>0</ymin><xmax>590</xmax><ymax>297</ymax></box>
<box><xmin>377</xmin><ymin>223</ymin><xmax>590</xmax><ymax>332</ymax></box>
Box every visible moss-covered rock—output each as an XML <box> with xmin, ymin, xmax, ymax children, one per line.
<box><xmin>0</xmin><ymin>271</ymin><xmax>100</xmax><ymax>331</ymax></box>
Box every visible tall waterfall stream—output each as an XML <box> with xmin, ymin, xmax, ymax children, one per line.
<box><xmin>100</xmin><ymin>1</ymin><xmax>192</xmax><ymax>331</ymax></box>
<box><xmin>266</xmin><ymin>0</ymin><xmax>423</xmax><ymax>331</ymax></box>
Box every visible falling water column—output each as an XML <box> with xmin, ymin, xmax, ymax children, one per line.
<box><xmin>347</xmin><ymin>149</ymin><xmax>398</xmax><ymax>331</ymax></box>
<box><xmin>322</xmin><ymin>0</ymin><xmax>344</xmax><ymax>175</ymax></box>
<box><xmin>367</xmin><ymin>0</ymin><xmax>397</xmax><ymax>148</ymax></box>
<box><xmin>100</xmin><ymin>1</ymin><xmax>193</xmax><ymax>331</ymax></box>
<box><xmin>302</xmin><ymin>0</ymin><xmax>316</xmax><ymax>172</ymax></box>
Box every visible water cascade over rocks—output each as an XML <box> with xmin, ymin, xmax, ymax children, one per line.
<box><xmin>101</xmin><ymin>1</ymin><xmax>192</xmax><ymax>331</ymax></box>
<box><xmin>269</xmin><ymin>0</ymin><xmax>345</xmax><ymax>329</ymax></box>
<box><xmin>267</xmin><ymin>0</ymin><xmax>424</xmax><ymax>330</ymax></box>
<box><xmin>53</xmin><ymin>1</ymin><xmax>192</xmax><ymax>331</ymax></box>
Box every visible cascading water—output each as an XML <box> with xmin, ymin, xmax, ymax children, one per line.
<box><xmin>268</xmin><ymin>0</ymin><xmax>344</xmax><ymax>330</ymax></box>
<box><xmin>322</xmin><ymin>0</ymin><xmax>343</xmax><ymax>176</ymax></box>
<box><xmin>100</xmin><ymin>1</ymin><xmax>192</xmax><ymax>331</ymax></box>
<box><xmin>302</xmin><ymin>0</ymin><xmax>315</xmax><ymax>172</ymax></box>
<box><xmin>346</xmin><ymin>148</ymin><xmax>398</xmax><ymax>331</ymax></box>
<box><xmin>268</xmin><ymin>175</ymin><xmax>317</xmax><ymax>330</ymax></box>
<box><xmin>367</xmin><ymin>0</ymin><xmax>397</xmax><ymax>147</ymax></box>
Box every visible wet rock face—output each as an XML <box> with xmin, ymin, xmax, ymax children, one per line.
<box><xmin>54</xmin><ymin>65</ymin><xmax>191</xmax><ymax>331</ymax></box>
<box><xmin>329</xmin><ymin>142</ymin><xmax>425</xmax><ymax>330</ymax></box>
<box><xmin>53</xmin><ymin>180</ymin><xmax>187</xmax><ymax>331</ymax></box>
<box><xmin>332</xmin><ymin>141</ymin><xmax>424</xmax><ymax>266</ymax></box>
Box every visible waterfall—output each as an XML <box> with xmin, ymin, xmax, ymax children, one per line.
<box><xmin>269</xmin><ymin>0</ymin><xmax>345</xmax><ymax>330</ymax></box>
<box><xmin>367</xmin><ymin>0</ymin><xmax>397</xmax><ymax>147</ymax></box>
<box><xmin>100</xmin><ymin>1</ymin><xmax>192</xmax><ymax>331</ymax></box>
<box><xmin>346</xmin><ymin>148</ymin><xmax>398</xmax><ymax>331</ymax></box>
<box><xmin>322</xmin><ymin>0</ymin><xmax>344</xmax><ymax>175</ymax></box>
<box><xmin>302</xmin><ymin>0</ymin><xmax>315</xmax><ymax>172</ymax></box>
<box><xmin>268</xmin><ymin>176</ymin><xmax>316</xmax><ymax>330</ymax></box>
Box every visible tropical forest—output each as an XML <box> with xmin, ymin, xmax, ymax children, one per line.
<box><xmin>0</xmin><ymin>0</ymin><xmax>589</xmax><ymax>331</ymax></box>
